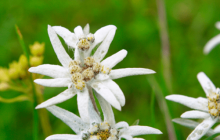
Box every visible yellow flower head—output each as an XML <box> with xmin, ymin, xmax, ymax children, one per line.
<box><xmin>0</xmin><ymin>82</ymin><xmax>9</xmax><ymax>91</ymax></box>
<box><xmin>8</xmin><ymin>61</ymin><xmax>21</xmax><ymax>79</ymax></box>
<box><xmin>0</xmin><ymin>68</ymin><xmax>10</xmax><ymax>82</ymax></box>
<box><xmin>29</xmin><ymin>42</ymin><xmax>45</xmax><ymax>56</ymax></box>
<box><xmin>30</xmin><ymin>56</ymin><xmax>43</xmax><ymax>67</ymax></box>
<box><xmin>18</xmin><ymin>54</ymin><xmax>28</xmax><ymax>69</ymax></box>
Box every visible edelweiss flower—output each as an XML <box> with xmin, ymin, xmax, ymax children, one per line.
<box><xmin>204</xmin><ymin>22</ymin><xmax>220</xmax><ymax>54</ymax></box>
<box><xmin>166</xmin><ymin>72</ymin><xmax>220</xmax><ymax>140</ymax></box>
<box><xmin>52</xmin><ymin>24</ymin><xmax>116</xmax><ymax>58</ymax></box>
<box><xmin>173</xmin><ymin>118</ymin><xmax>220</xmax><ymax>139</ymax></box>
<box><xmin>45</xmin><ymin>95</ymin><xmax>162</xmax><ymax>140</ymax></box>
<box><xmin>29</xmin><ymin>25</ymin><xmax>155</xmax><ymax>122</ymax></box>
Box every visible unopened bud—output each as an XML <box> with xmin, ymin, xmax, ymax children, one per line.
<box><xmin>29</xmin><ymin>42</ymin><xmax>45</xmax><ymax>56</ymax></box>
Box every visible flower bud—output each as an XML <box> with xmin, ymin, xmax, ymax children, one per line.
<box><xmin>29</xmin><ymin>42</ymin><xmax>45</xmax><ymax>56</ymax></box>
<box><xmin>0</xmin><ymin>82</ymin><xmax>9</xmax><ymax>91</ymax></box>
<box><xmin>30</xmin><ymin>56</ymin><xmax>44</xmax><ymax>67</ymax></box>
<box><xmin>19</xmin><ymin>54</ymin><xmax>28</xmax><ymax>69</ymax></box>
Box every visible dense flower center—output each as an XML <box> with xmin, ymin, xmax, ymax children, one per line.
<box><xmin>82</xmin><ymin>122</ymin><xmax>119</xmax><ymax>140</ymax></box>
<box><xmin>77</xmin><ymin>33</ymin><xmax>95</xmax><ymax>51</ymax></box>
<box><xmin>69</xmin><ymin>57</ymin><xmax>111</xmax><ymax>90</ymax></box>
<box><xmin>208</xmin><ymin>90</ymin><xmax>220</xmax><ymax>117</ymax></box>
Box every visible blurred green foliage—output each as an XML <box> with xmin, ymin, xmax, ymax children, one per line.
<box><xmin>1</xmin><ymin>0</ymin><xmax>220</xmax><ymax>139</ymax></box>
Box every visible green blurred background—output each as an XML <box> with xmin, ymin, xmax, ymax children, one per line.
<box><xmin>1</xmin><ymin>0</ymin><xmax>220</xmax><ymax>139</ymax></box>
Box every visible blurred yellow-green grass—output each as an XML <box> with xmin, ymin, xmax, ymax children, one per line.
<box><xmin>1</xmin><ymin>0</ymin><xmax>220</xmax><ymax>139</ymax></box>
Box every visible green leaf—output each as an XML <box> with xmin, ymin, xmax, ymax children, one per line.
<box><xmin>205</xmin><ymin>133</ymin><xmax>220</xmax><ymax>140</ymax></box>
<box><xmin>0</xmin><ymin>95</ymin><xmax>29</xmax><ymax>103</ymax></box>
<box><xmin>15</xmin><ymin>25</ymin><xmax>30</xmax><ymax>64</ymax></box>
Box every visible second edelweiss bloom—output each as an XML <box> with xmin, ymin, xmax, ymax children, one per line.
<box><xmin>29</xmin><ymin>25</ymin><xmax>155</xmax><ymax>123</ymax></box>
<box><xmin>45</xmin><ymin>95</ymin><xmax>162</xmax><ymax>140</ymax></box>
<box><xmin>166</xmin><ymin>72</ymin><xmax>220</xmax><ymax>140</ymax></box>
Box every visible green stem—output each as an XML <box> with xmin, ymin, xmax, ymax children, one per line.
<box><xmin>150</xmin><ymin>88</ymin><xmax>156</xmax><ymax>140</ymax></box>
<box><xmin>15</xmin><ymin>25</ymin><xmax>38</xmax><ymax>140</ymax></box>
<box><xmin>147</xmin><ymin>76</ymin><xmax>176</xmax><ymax>140</ymax></box>
<box><xmin>156</xmin><ymin>0</ymin><xmax>172</xmax><ymax>94</ymax></box>
<box><xmin>35</xmin><ymin>87</ymin><xmax>52</xmax><ymax>136</ymax></box>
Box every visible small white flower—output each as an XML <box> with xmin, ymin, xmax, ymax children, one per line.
<box><xmin>44</xmin><ymin>96</ymin><xmax>162</xmax><ymax>140</ymax></box>
<box><xmin>204</xmin><ymin>21</ymin><xmax>220</xmax><ymax>54</ymax></box>
<box><xmin>166</xmin><ymin>72</ymin><xmax>220</xmax><ymax>140</ymax></box>
<box><xmin>29</xmin><ymin>25</ymin><xmax>155</xmax><ymax>123</ymax></box>
<box><xmin>52</xmin><ymin>24</ymin><xmax>116</xmax><ymax>58</ymax></box>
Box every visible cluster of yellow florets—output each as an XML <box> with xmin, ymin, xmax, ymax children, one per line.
<box><xmin>82</xmin><ymin>122</ymin><xmax>118</xmax><ymax>140</ymax></box>
<box><xmin>77</xmin><ymin>34</ymin><xmax>95</xmax><ymax>51</ymax></box>
<box><xmin>29</xmin><ymin>42</ymin><xmax>45</xmax><ymax>66</ymax></box>
<box><xmin>0</xmin><ymin>42</ymin><xmax>45</xmax><ymax>92</ymax></box>
<box><xmin>69</xmin><ymin>57</ymin><xmax>111</xmax><ymax>91</ymax></box>
<box><xmin>208</xmin><ymin>91</ymin><xmax>220</xmax><ymax>117</ymax></box>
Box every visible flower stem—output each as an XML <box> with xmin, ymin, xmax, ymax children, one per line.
<box><xmin>15</xmin><ymin>25</ymin><xmax>38</xmax><ymax>140</ymax></box>
<box><xmin>150</xmin><ymin>88</ymin><xmax>156</xmax><ymax>140</ymax></box>
<box><xmin>156</xmin><ymin>0</ymin><xmax>172</xmax><ymax>94</ymax></box>
<box><xmin>147</xmin><ymin>76</ymin><xmax>177</xmax><ymax>140</ymax></box>
<box><xmin>35</xmin><ymin>87</ymin><xmax>52</xmax><ymax>137</ymax></box>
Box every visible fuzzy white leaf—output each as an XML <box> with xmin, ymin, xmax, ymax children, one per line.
<box><xmin>77</xmin><ymin>87</ymin><xmax>90</xmax><ymax>124</ymax></box>
<box><xmin>52</xmin><ymin>26</ymin><xmax>77</xmax><ymax>48</ymax></box>
<box><xmin>110</xmin><ymin>68</ymin><xmax>156</xmax><ymax>79</ymax></box>
<box><xmin>91</xmin><ymin>82</ymin><xmax>121</xmax><ymax>110</ymax></box>
<box><xmin>46</xmin><ymin>105</ymin><xmax>86</xmax><ymax>134</ymax></box>
<box><xmin>95</xmin><ymin>92</ymin><xmax>115</xmax><ymax>126</ymax></box>
<box><xmin>74</xmin><ymin>26</ymin><xmax>84</xmax><ymax>38</ymax></box>
<box><xmin>48</xmin><ymin>25</ymin><xmax>72</xmax><ymax>67</ymax></box>
<box><xmin>101</xmin><ymin>49</ymin><xmax>127</xmax><ymax>69</ymax></box>
<box><xmin>187</xmin><ymin>117</ymin><xmax>217</xmax><ymax>140</ymax></box>
<box><xmin>93</xmin><ymin>28</ymin><xmax>116</xmax><ymax>62</ymax></box>
<box><xmin>197</xmin><ymin>72</ymin><xmax>216</xmax><ymax>97</ymax></box>
<box><xmin>83</xmin><ymin>24</ymin><xmax>90</xmax><ymax>35</ymax></box>
<box><xmin>166</xmin><ymin>95</ymin><xmax>208</xmax><ymax>111</ymax></box>
<box><xmin>181</xmin><ymin>110</ymin><xmax>210</xmax><ymax>119</ymax></box>
<box><xmin>34</xmin><ymin>78</ymin><xmax>70</xmax><ymax>87</ymax></box>
<box><xmin>204</xmin><ymin>34</ymin><xmax>220</xmax><ymax>54</ymax></box>
<box><xmin>126</xmin><ymin>126</ymin><xmax>162</xmax><ymax>136</ymax></box>
<box><xmin>36</xmin><ymin>88</ymin><xmax>76</xmax><ymax>109</ymax></box>
<box><xmin>101</xmin><ymin>79</ymin><xmax>125</xmax><ymax>106</ymax></box>
<box><xmin>46</xmin><ymin>134</ymin><xmax>81</xmax><ymax>140</ymax></box>
<box><xmin>29</xmin><ymin>64</ymin><xmax>69</xmax><ymax>78</ymax></box>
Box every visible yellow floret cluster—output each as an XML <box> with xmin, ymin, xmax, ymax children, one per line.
<box><xmin>208</xmin><ymin>91</ymin><xmax>220</xmax><ymax>117</ymax></box>
<box><xmin>29</xmin><ymin>42</ymin><xmax>45</xmax><ymax>66</ymax></box>
<box><xmin>69</xmin><ymin>57</ymin><xmax>111</xmax><ymax>91</ymax></box>
<box><xmin>0</xmin><ymin>42</ymin><xmax>45</xmax><ymax>91</ymax></box>
<box><xmin>77</xmin><ymin>34</ymin><xmax>95</xmax><ymax>51</ymax></box>
<box><xmin>82</xmin><ymin>122</ymin><xmax>119</xmax><ymax>140</ymax></box>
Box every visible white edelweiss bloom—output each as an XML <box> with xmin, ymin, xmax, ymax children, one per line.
<box><xmin>29</xmin><ymin>25</ymin><xmax>155</xmax><ymax>123</ymax></box>
<box><xmin>204</xmin><ymin>21</ymin><xmax>220</xmax><ymax>54</ymax></box>
<box><xmin>45</xmin><ymin>96</ymin><xmax>162</xmax><ymax>140</ymax></box>
<box><xmin>166</xmin><ymin>72</ymin><xmax>220</xmax><ymax>140</ymax></box>
<box><xmin>52</xmin><ymin>23</ymin><xmax>116</xmax><ymax>59</ymax></box>
<box><xmin>172</xmin><ymin>118</ymin><xmax>220</xmax><ymax>139</ymax></box>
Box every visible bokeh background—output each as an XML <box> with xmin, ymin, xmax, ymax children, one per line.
<box><xmin>1</xmin><ymin>0</ymin><xmax>220</xmax><ymax>139</ymax></box>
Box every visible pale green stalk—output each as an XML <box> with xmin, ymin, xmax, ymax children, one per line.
<box><xmin>147</xmin><ymin>76</ymin><xmax>176</xmax><ymax>140</ymax></box>
<box><xmin>150</xmin><ymin>88</ymin><xmax>156</xmax><ymax>140</ymax></box>
<box><xmin>156</xmin><ymin>0</ymin><xmax>172</xmax><ymax>94</ymax></box>
<box><xmin>15</xmin><ymin>25</ymin><xmax>52</xmax><ymax>139</ymax></box>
